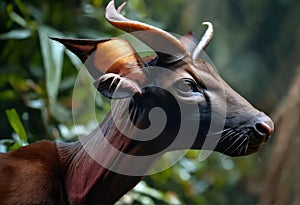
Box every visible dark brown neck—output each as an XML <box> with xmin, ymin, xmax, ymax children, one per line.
<box><xmin>57</xmin><ymin>112</ymin><xmax>162</xmax><ymax>204</ymax></box>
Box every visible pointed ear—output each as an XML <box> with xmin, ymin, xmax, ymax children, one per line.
<box><xmin>50</xmin><ymin>37</ymin><xmax>109</xmax><ymax>62</ymax></box>
<box><xmin>51</xmin><ymin>37</ymin><xmax>146</xmax><ymax>99</ymax></box>
<box><xmin>179</xmin><ymin>32</ymin><xmax>198</xmax><ymax>53</ymax></box>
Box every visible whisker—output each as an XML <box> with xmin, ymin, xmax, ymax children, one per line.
<box><xmin>244</xmin><ymin>136</ymin><xmax>250</xmax><ymax>155</ymax></box>
<box><xmin>231</xmin><ymin>137</ymin><xmax>245</xmax><ymax>153</ymax></box>
<box><xmin>206</xmin><ymin>128</ymin><xmax>231</xmax><ymax>136</ymax></box>
<box><xmin>216</xmin><ymin>128</ymin><xmax>255</xmax><ymax>156</ymax></box>
<box><xmin>218</xmin><ymin>130</ymin><xmax>236</xmax><ymax>144</ymax></box>
<box><xmin>235</xmin><ymin>133</ymin><xmax>250</xmax><ymax>155</ymax></box>
<box><xmin>218</xmin><ymin>134</ymin><xmax>229</xmax><ymax>144</ymax></box>
<box><xmin>236</xmin><ymin>138</ymin><xmax>248</xmax><ymax>155</ymax></box>
<box><xmin>223</xmin><ymin>133</ymin><xmax>242</xmax><ymax>153</ymax></box>
<box><xmin>210</xmin><ymin>129</ymin><xmax>231</xmax><ymax>144</ymax></box>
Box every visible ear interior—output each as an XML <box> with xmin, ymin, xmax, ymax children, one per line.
<box><xmin>94</xmin><ymin>73</ymin><xmax>142</xmax><ymax>99</ymax></box>
<box><xmin>51</xmin><ymin>37</ymin><xmax>147</xmax><ymax>99</ymax></box>
<box><xmin>179</xmin><ymin>32</ymin><xmax>198</xmax><ymax>53</ymax></box>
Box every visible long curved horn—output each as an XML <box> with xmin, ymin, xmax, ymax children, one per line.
<box><xmin>192</xmin><ymin>22</ymin><xmax>214</xmax><ymax>60</ymax></box>
<box><xmin>105</xmin><ymin>0</ymin><xmax>188</xmax><ymax>63</ymax></box>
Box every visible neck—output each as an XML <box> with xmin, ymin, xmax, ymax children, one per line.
<box><xmin>57</xmin><ymin>112</ymin><xmax>163</xmax><ymax>204</ymax></box>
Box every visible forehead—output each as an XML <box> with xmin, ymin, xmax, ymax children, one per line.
<box><xmin>170</xmin><ymin>59</ymin><xmax>221</xmax><ymax>83</ymax></box>
<box><xmin>150</xmin><ymin>58</ymin><xmax>223</xmax><ymax>91</ymax></box>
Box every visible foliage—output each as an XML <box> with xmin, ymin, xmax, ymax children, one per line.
<box><xmin>1</xmin><ymin>108</ymin><xmax>28</xmax><ymax>152</ymax></box>
<box><xmin>0</xmin><ymin>0</ymin><xmax>298</xmax><ymax>204</ymax></box>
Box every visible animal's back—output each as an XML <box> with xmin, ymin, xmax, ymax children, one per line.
<box><xmin>0</xmin><ymin>141</ymin><xmax>67</xmax><ymax>204</ymax></box>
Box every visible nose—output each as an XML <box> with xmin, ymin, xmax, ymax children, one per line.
<box><xmin>254</xmin><ymin>114</ymin><xmax>274</xmax><ymax>138</ymax></box>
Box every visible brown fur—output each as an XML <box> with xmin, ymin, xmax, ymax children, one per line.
<box><xmin>0</xmin><ymin>141</ymin><xmax>67</xmax><ymax>204</ymax></box>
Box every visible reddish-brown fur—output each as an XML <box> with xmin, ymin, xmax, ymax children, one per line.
<box><xmin>0</xmin><ymin>141</ymin><xmax>67</xmax><ymax>204</ymax></box>
<box><xmin>0</xmin><ymin>1</ymin><xmax>274</xmax><ymax>204</ymax></box>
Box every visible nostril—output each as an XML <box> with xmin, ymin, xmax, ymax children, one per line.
<box><xmin>255</xmin><ymin>122</ymin><xmax>273</xmax><ymax>137</ymax></box>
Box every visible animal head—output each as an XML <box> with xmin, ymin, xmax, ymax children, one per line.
<box><xmin>52</xmin><ymin>0</ymin><xmax>273</xmax><ymax>157</ymax></box>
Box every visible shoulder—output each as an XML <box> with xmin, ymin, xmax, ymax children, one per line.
<box><xmin>0</xmin><ymin>141</ymin><xmax>67</xmax><ymax>204</ymax></box>
<box><xmin>8</xmin><ymin>141</ymin><xmax>58</xmax><ymax>160</ymax></box>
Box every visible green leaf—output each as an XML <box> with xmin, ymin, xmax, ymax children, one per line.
<box><xmin>6</xmin><ymin>4</ymin><xmax>28</xmax><ymax>28</ymax></box>
<box><xmin>15</xmin><ymin>0</ymin><xmax>31</xmax><ymax>22</ymax></box>
<box><xmin>0</xmin><ymin>29</ymin><xmax>31</xmax><ymax>40</ymax></box>
<box><xmin>0</xmin><ymin>90</ymin><xmax>18</xmax><ymax>100</ymax></box>
<box><xmin>8</xmin><ymin>142</ymin><xmax>22</xmax><ymax>151</ymax></box>
<box><xmin>5</xmin><ymin>109</ymin><xmax>28</xmax><ymax>143</ymax></box>
<box><xmin>66</xmin><ymin>49</ymin><xmax>83</xmax><ymax>70</ymax></box>
<box><xmin>38</xmin><ymin>25</ymin><xmax>64</xmax><ymax>102</ymax></box>
<box><xmin>8</xmin><ymin>75</ymin><xmax>31</xmax><ymax>92</ymax></box>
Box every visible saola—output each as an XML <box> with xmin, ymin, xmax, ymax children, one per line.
<box><xmin>0</xmin><ymin>1</ymin><xmax>274</xmax><ymax>204</ymax></box>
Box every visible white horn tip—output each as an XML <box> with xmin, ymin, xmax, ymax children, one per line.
<box><xmin>117</xmin><ymin>2</ymin><xmax>127</xmax><ymax>13</ymax></box>
<box><xmin>202</xmin><ymin>22</ymin><xmax>213</xmax><ymax>30</ymax></box>
<box><xmin>192</xmin><ymin>22</ymin><xmax>214</xmax><ymax>60</ymax></box>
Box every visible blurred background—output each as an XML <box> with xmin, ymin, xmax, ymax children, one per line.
<box><xmin>0</xmin><ymin>0</ymin><xmax>299</xmax><ymax>204</ymax></box>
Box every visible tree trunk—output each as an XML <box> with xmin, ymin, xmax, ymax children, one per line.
<box><xmin>259</xmin><ymin>67</ymin><xmax>300</xmax><ymax>204</ymax></box>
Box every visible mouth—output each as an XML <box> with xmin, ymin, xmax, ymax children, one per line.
<box><xmin>215</xmin><ymin>128</ymin><xmax>268</xmax><ymax>157</ymax></box>
<box><xmin>245</xmin><ymin>144</ymin><xmax>263</xmax><ymax>155</ymax></box>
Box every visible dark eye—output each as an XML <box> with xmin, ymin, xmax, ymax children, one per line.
<box><xmin>175</xmin><ymin>79</ymin><xmax>199</xmax><ymax>93</ymax></box>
